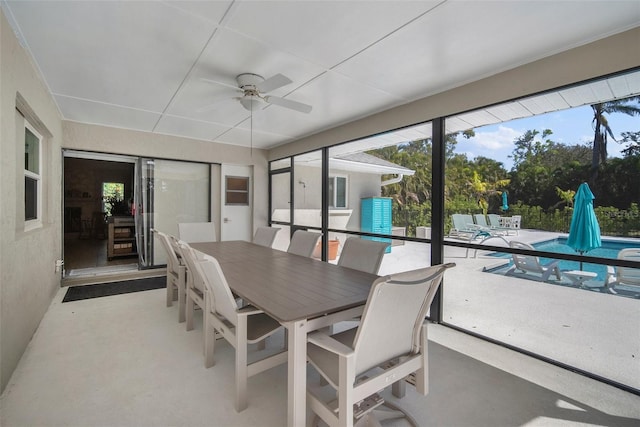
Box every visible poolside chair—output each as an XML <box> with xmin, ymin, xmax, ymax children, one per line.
<box><xmin>507</xmin><ymin>241</ymin><xmax>561</xmax><ymax>282</ymax></box>
<box><xmin>306</xmin><ymin>263</ymin><xmax>455</xmax><ymax>427</ymax></box>
<box><xmin>152</xmin><ymin>229</ymin><xmax>187</xmax><ymax>322</ymax></box>
<box><xmin>450</xmin><ymin>214</ymin><xmax>492</xmax><ymax>241</ymax></box>
<box><xmin>199</xmin><ymin>255</ymin><xmax>287</xmax><ymax>412</ymax></box>
<box><xmin>487</xmin><ymin>214</ymin><xmax>516</xmax><ymax>235</ymax></box>
<box><xmin>605</xmin><ymin>248</ymin><xmax>640</xmax><ymax>296</ymax></box>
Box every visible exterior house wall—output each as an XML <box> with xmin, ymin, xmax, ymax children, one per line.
<box><xmin>0</xmin><ymin>9</ymin><xmax>64</xmax><ymax>392</ymax></box>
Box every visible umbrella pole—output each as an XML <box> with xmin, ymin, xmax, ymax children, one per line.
<box><xmin>579</xmin><ymin>250</ymin><xmax>584</xmax><ymax>271</ymax></box>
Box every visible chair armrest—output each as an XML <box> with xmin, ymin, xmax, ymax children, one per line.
<box><xmin>237</xmin><ymin>305</ymin><xmax>264</xmax><ymax>316</ymax></box>
<box><xmin>307</xmin><ymin>331</ymin><xmax>354</xmax><ymax>357</ymax></box>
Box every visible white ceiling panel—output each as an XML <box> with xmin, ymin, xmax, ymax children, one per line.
<box><xmin>7</xmin><ymin>1</ymin><xmax>216</xmax><ymax>111</ymax></box>
<box><xmin>224</xmin><ymin>1</ymin><xmax>441</xmax><ymax>68</ymax></box>
<box><xmin>334</xmin><ymin>1</ymin><xmax>640</xmax><ymax>100</ymax></box>
<box><xmin>214</xmin><ymin>123</ymin><xmax>291</xmax><ymax>149</ymax></box>
<box><xmin>54</xmin><ymin>95</ymin><xmax>160</xmax><ymax>131</ymax></box>
<box><xmin>2</xmin><ymin>0</ymin><xmax>638</xmax><ymax>152</ymax></box>
<box><xmin>154</xmin><ymin>115</ymin><xmax>233</xmax><ymax>143</ymax></box>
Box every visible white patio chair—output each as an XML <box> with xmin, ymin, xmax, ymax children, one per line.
<box><xmin>176</xmin><ymin>240</ymin><xmax>206</xmax><ymax>332</ymax></box>
<box><xmin>199</xmin><ymin>255</ymin><xmax>287</xmax><ymax>412</ymax></box>
<box><xmin>252</xmin><ymin>226</ymin><xmax>280</xmax><ymax>248</ymax></box>
<box><xmin>606</xmin><ymin>248</ymin><xmax>640</xmax><ymax>296</ymax></box>
<box><xmin>306</xmin><ymin>263</ymin><xmax>455</xmax><ymax>427</ymax></box>
<box><xmin>178</xmin><ymin>221</ymin><xmax>216</xmax><ymax>243</ymax></box>
<box><xmin>338</xmin><ymin>237</ymin><xmax>389</xmax><ymax>275</ymax></box>
<box><xmin>507</xmin><ymin>241</ymin><xmax>561</xmax><ymax>282</ymax></box>
<box><xmin>287</xmin><ymin>230</ymin><xmax>322</xmax><ymax>258</ymax></box>
<box><xmin>151</xmin><ymin>229</ymin><xmax>187</xmax><ymax>323</ymax></box>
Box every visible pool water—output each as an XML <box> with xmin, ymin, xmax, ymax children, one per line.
<box><xmin>489</xmin><ymin>237</ymin><xmax>640</xmax><ymax>280</ymax></box>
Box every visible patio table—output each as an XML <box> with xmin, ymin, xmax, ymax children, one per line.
<box><xmin>563</xmin><ymin>270</ymin><xmax>599</xmax><ymax>289</ymax></box>
<box><xmin>190</xmin><ymin>240</ymin><xmax>378</xmax><ymax>427</ymax></box>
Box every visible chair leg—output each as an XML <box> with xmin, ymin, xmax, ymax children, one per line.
<box><xmin>204</xmin><ymin>318</ymin><xmax>216</xmax><ymax>368</ymax></box>
<box><xmin>178</xmin><ymin>283</ymin><xmax>186</xmax><ymax>323</ymax></box>
<box><xmin>186</xmin><ymin>292</ymin><xmax>195</xmax><ymax>331</ymax></box>
<box><xmin>235</xmin><ymin>317</ymin><xmax>249</xmax><ymax>412</ymax></box>
<box><xmin>166</xmin><ymin>277</ymin><xmax>173</xmax><ymax>307</ymax></box>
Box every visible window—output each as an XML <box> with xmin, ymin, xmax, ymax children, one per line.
<box><xmin>24</xmin><ymin>122</ymin><xmax>42</xmax><ymax>228</ymax></box>
<box><xmin>225</xmin><ymin>176</ymin><xmax>249</xmax><ymax>205</ymax></box>
<box><xmin>329</xmin><ymin>176</ymin><xmax>347</xmax><ymax>208</ymax></box>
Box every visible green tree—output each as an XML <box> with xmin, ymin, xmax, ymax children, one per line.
<box><xmin>590</xmin><ymin>97</ymin><xmax>640</xmax><ymax>182</ymax></box>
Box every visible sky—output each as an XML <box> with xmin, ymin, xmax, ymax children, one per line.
<box><xmin>456</xmin><ymin>105</ymin><xmax>640</xmax><ymax>170</ymax></box>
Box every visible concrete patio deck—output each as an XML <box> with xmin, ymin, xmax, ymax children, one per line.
<box><xmin>378</xmin><ymin>229</ymin><xmax>640</xmax><ymax>392</ymax></box>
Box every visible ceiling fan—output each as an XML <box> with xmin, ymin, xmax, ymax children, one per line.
<box><xmin>199</xmin><ymin>73</ymin><xmax>312</xmax><ymax>114</ymax></box>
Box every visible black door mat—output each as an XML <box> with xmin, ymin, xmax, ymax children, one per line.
<box><xmin>62</xmin><ymin>276</ymin><xmax>166</xmax><ymax>302</ymax></box>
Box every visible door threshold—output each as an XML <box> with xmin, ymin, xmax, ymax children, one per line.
<box><xmin>62</xmin><ymin>266</ymin><xmax>166</xmax><ymax>287</ymax></box>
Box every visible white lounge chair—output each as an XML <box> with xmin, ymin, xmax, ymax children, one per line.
<box><xmin>605</xmin><ymin>248</ymin><xmax>640</xmax><ymax>296</ymax></box>
<box><xmin>507</xmin><ymin>241</ymin><xmax>561</xmax><ymax>282</ymax></box>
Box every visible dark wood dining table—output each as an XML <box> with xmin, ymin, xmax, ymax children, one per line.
<box><xmin>190</xmin><ymin>240</ymin><xmax>378</xmax><ymax>427</ymax></box>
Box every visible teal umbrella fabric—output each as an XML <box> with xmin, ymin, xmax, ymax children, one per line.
<box><xmin>501</xmin><ymin>192</ymin><xmax>509</xmax><ymax>211</ymax></box>
<box><xmin>567</xmin><ymin>183</ymin><xmax>601</xmax><ymax>266</ymax></box>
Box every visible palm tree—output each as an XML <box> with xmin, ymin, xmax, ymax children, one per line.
<box><xmin>590</xmin><ymin>97</ymin><xmax>640</xmax><ymax>182</ymax></box>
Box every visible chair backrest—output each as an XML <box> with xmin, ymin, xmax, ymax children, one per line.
<box><xmin>198</xmin><ymin>256</ymin><xmax>239</xmax><ymax>325</ymax></box>
<box><xmin>253</xmin><ymin>227</ymin><xmax>280</xmax><ymax>247</ymax></box>
<box><xmin>352</xmin><ymin>263</ymin><xmax>454</xmax><ymax>375</ymax></box>
<box><xmin>511</xmin><ymin>215</ymin><xmax>522</xmax><ymax>229</ymax></box>
<box><xmin>509</xmin><ymin>241</ymin><xmax>542</xmax><ymax>273</ymax></box>
<box><xmin>452</xmin><ymin>214</ymin><xmax>473</xmax><ymax>231</ymax></box>
<box><xmin>337</xmin><ymin>237</ymin><xmax>388</xmax><ymax>274</ymax></box>
<box><xmin>177</xmin><ymin>240</ymin><xmax>206</xmax><ymax>292</ymax></box>
<box><xmin>152</xmin><ymin>229</ymin><xmax>180</xmax><ymax>273</ymax></box>
<box><xmin>178</xmin><ymin>222</ymin><xmax>216</xmax><ymax>243</ymax></box>
<box><xmin>474</xmin><ymin>214</ymin><xmax>489</xmax><ymax>227</ymax></box>
<box><xmin>287</xmin><ymin>230</ymin><xmax>321</xmax><ymax>257</ymax></box>
<box><xmin>487</xmin><ymin>214</ymin><xmax>501</xmax><ymax>228</ymax></box>
<box><xmin>616</xmin><ymin>248</ymin><xmax>640</xmax><ymax>285</ymax></box>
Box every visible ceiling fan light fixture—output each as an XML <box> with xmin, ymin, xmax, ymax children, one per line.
<box><xmin>239</xmin><ymin>95</ymin><xmax>262</xmax><ymax>112</ymax></box>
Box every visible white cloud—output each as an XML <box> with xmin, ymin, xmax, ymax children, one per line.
<box><xmin>467</xmin><ymin>125</ymin><xmax>521</xmax><ymax>150</ymax></box>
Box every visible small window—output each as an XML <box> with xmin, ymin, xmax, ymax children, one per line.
<box><xmin>226</xmin><ymin>176</ymin><xmax>249</xmax><ymax>205</ymax></box>
<box><xmin>24</xmin><ymin>122</ymin><xmax>42</xmax><ymax>227</ymax></box>
<box><xmin>329</xmin><ymin>176</ymin><xmax>348</xmax><ymax>208</ymax></box>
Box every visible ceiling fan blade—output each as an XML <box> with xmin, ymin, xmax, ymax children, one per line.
<box><xmin>256</xmin><ymin>73</ymin><xmax>292</xmax><ymax>93</ymax></box>
<box><xmin>265</xmin><ymin>95</ymin><xmax>312</xmax><ymax>114</ymax></box>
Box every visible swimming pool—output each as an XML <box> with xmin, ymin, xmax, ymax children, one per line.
<box><xmin>489</xmin><ymin>237</ymin><xmax>640</xmax><ymax>280</ymax></box>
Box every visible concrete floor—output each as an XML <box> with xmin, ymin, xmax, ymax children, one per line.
<box><xmin>1</xmin><ymin>284</ymin><xmax>638</xmax><ymax>427</ymax></box>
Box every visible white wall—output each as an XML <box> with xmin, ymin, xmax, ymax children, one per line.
<box><xmin>1</xmin><ymin>9</ymin><xmax>64</xmax><ymax>392</ymax></box>
<box><xmin>0</xmin><ymin>7</ymin><xmax>269</xmax><ymax>393</ymax></box>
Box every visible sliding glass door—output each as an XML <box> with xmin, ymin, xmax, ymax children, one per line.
<box><xmin>138</xmin><ymin>158</ymin><xmax>210</xmax><ymax>267</ymax></box>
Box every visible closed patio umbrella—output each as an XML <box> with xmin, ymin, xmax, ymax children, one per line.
<box><xmin>501</xmin><ymin>191</ymin><xmax>509</xmax><ymax>212</ymax></box>
<box><xmin>567</xmin><ymin>183</ymin><xmax>601</xmax><ymax>270</ymax></box>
